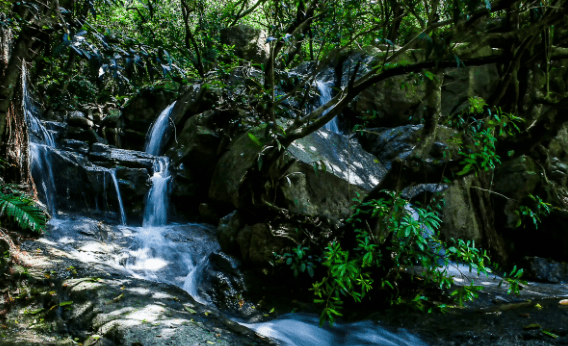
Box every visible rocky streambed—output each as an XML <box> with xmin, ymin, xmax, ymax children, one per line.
<box><xmin>2</xmin><ymin>215</ymin><xmax>568</xmax><ymax>346</ymax></box>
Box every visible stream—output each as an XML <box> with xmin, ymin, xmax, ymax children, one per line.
<box><xmin>24</xmin><ymin>73</ymin><xmax>568</xmax><ymax>346</ymax></box>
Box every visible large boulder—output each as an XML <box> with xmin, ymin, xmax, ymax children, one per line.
<box><xmin>67</xmin><ymin>110</ymin><xmax>94</xmax><ymax>128</ymax></box>
<box><xmin>209</xmin><ymin>128</ymin><xmax>385</xmax><ymax>270</ymax></box>
<box><xmin>523</xmin><ymin>256</ymin><xmax>568</xmax><ymax>283</ymax></box>
<box><xmin>209</xmin><ymin>128</ymin><xmax>387</xmax><ymax>219</ymax></box>
<box><xmin>344</xmin><ymin>49</ymin><xmax>427</xmax><ymax>127</ymax></box>
<box><xmin>357</xmin><ymin>125</ymin><xmax>458</xmax><ymax>169</ymax></box>
<box><xmin>438</xmin><ymin>176</ymin><xmax>484</xmax><ymax>244</ymax></box>
<box><xmin>440</xmin><ymin>46</ymin><xmax>500</xmax><ymax>116</ymax></box>
<box><xmin>220</xmin><ymin>25</ymin><xmax>270</xmax><ymax>64</ymax></box>
<box><xmin>493</xmin><ymin>155</ymin><xmax>541</xmax><ymax>229</ymax></box>
<box><xmin>282</xmin><ymin>129</ymin><xmax>387</xmax><ymax>220</ymax></box>
<box><xmin>236</xmin><ymin>223</ymin><xmax>296</xmax><ymax>271</ymax></box>
<box><xmin>208</xmin><ymin>128</ymin><xmax>266</xmax><ymax>209</ymax></box>
<box><xmin>173</xmin><ymin>110</ymin><xmax>221</xmax><ymax>178</ymax></box>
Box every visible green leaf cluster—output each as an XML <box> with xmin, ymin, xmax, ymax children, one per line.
<box><xmin>306</xmin><ymin>191</ymin><xmax>527</xmax><ymax>326</ymax></box>
<box><xmin>0</xmin><ymin>192</ymin><xmax>47</xmax><ymax>233</ymax></box>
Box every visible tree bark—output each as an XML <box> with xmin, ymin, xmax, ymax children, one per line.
<box><xmin>0</xmin><ymin>28</ymin><xmax>34</xmax><ymax>150</ymax></box>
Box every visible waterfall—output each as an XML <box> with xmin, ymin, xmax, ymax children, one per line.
<box><xmin>315</xmin><ymin>80</ymin><xmax>341</xmax><ymax>134</ymax></box>
<box><xmin>142</xmin><ymin>102</ymin><xmax>175</xmax><ymax>226</ymax></box>
<box><xmin>142</xmin><ymin>157</ymin><xmax>171</xmax><ymax>227</ymax></box>
<box><xmin>108</xmin><ymin>169</ymin><xmax>127</xmax><ymax>225</ymax></box>
<box><xmin>145</xmin><ymin>102</ymin><xmax>176</xmax><ymax>156</ymax></box>
<box><xmin>23</xmin><ymin>65</ymin><xmax>58</xmax><ymax>216</ymax></box>
<box><xmin>29</xmin><ymin>143</ymin><xmax>57</xmax><ymax>214</ymax></box>
<box><xmin>124</xmin><ymin>101</ymin><xmax>220</xmax><ymax>302</ymax></box>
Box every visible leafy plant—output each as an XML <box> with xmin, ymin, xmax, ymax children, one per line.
<box><xmin>515</xmin><ymin>194</ymin><xmax>552</xmax><ymax>229</ymax></box>
<box><xmin>452</xmin><ymin>98</ymin><xmax>524</xmax><ymax>177</ymax></box>
<box><xmin>0</xmin><ymin>192</ymin><xmax>47</xmax><ymax>233</ymax></box>
<box><xmin>309</xmin><ymin>191</ymin><xmax>526</xmax><ymax>326</ymax></box>
<box><xmin>275</xmin><ymin>245</ymin><xmax>319</xmax><ymax>278</ymax></box>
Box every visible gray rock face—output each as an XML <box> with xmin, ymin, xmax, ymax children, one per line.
<box><xmin>438</xmin><ymin>176</ymin><xmax>483</xmax><ymax>244</ymax></box>
<box><xmin>440</xmin><ymin>48</ymin><xmax>500</xmax><ymax>116</ymax></box>
<box><xmin>209</xmin><ymin>127</ymin><xmax>386</xmax><ymax>220</ymax></box>
<box><xmin>493</xmin><ymin>155</ymin><xmax>541</xmax><ymax>229</ymax></box>
<box><xmin>344</xmin><ymin>49</ymin><xmax>427</xmax><ymax>127</ymax></box>
<box><xmin>37</xmin><ymin>143</ymin><xmax>151</xmax><ymax>224</ymax></box>
<box><xmin>283</xmin><ymin>129</ymin><xmax>387</xmax><ymax>219</ymax></box>
<box><xmin>208</xmin><ymin>128</ymin><xmax>387</xmax><ymax>269</ymax></box>
<box><xmin>220</xmin><ymin>25</ymin><xmax>270</xmax><ymax>64</ymax></box>
<box><xmin>524</xmin><ymin>256</ymin><xmax>568</xmax><ymax>283</ymax></box>
<box><xmin>67</xmin><ymin>110</ymin><xmax>94</xmax><ymax>128</ymax></box>
<box><xmin>89</xmin><ymin>143</ymin><xmax>155</xmax><ymax>170</ymax></box>
<box><xmin>357</xmin><ymin>125</ymin><xmax>456</xmax><ymax>169</ymax></box>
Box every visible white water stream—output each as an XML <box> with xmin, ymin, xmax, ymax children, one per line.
<box><xmin>123</xmin><ymin>101</ymin><xmax>219</xmax><ymax>304</ymax></box>
<box><xmin>315</xmin><ymin>80</ymin><xmax>341</xmax><ymax>134</ymax></box>
<box><xmin>108</xmin><ymin>169</ymin><xmax>127</xmax><ymax>225</ymax></box>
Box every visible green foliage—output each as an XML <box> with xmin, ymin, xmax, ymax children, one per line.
<box><xmin>306</xmin><ymin>191</ymin><xmax>526</xmax><ymax>326</ymax></box>
<box><xmin>449</xmin><ymin>98</ymin><xmax>524</xmax><ymax>176</ymax></box>
<box><xmin>274</xmin><ymin>245</ymin><xmax>320</xmax><ymax>278</ymax></box>
<box><xmin>515</xmin><ymin>194</ymin><xmax>552</xmax><ymax>229</ymax></box>
<box><xmin>0</xmin><ymin>192</ymin><xmax>47</xmax><ymax>233</ymax></box>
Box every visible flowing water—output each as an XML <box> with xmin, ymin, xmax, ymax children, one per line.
<box><xmin>123</xmin><ymin>101</ymin><xmax>220</xmax><ymax>304</ymax></box>
<box><xmin>108</xmin><ymin>169</ymin><xmax>127</xmax><ymax>225</ymax></box>
<box><xmin>27</xmin><ymin>92</ymin><xmax>425</xmax><ymax>345</ymax></box>
<box><xmin>245</xmin><ymin>314</ymin><xmax>426</xmax><ymax>346</ymax></box>
<box><xmin>23</xmin><ymin>65</ymin><xmax>58</xmax><ymax>215</ymax></box>
<box><xmin>315</xmin><ymin>80</ymin><xmax>341</xmax><ymax>134</ymax></box>
<box><xmin>145</xmin><ymin>102</ymin><xmax>176</xmax><ymax>156</ymax></box>
<box><xmin>142</xmin><ymin>157</ymin><xmax>171</xmax><ymax>227</ymax></box>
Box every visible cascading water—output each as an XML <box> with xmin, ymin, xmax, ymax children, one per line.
<box><xmin>143</xmin><ymin>157</ymin><xmax>171</xmax><ymax>227</ymax></box>
<box><xmin>315</xmin><ymin>80</ymin><xmax>341</xmax><ymax>134</ymax></box>
<box><xmin>33</xmin><ymin>97</ymin><xmax>426</xmax><ymax>345</ymax></box>
<box><xmin>122</xmin><ymin>98</ymin><xmax>425</xmax><ymax>346</ymax></box>
<box><xmin>142</xmin><ymin>102</ymin><xmax>175</xmax><ymax>226</ymax></box>
<box><xmin>124</xmin><ymin>101</ymin><xmax>219</xmax><ymax>303</ymax></box>
<box><xmin>145</xmin><ymin>102</ymin><xmax>176</xmax><ymax>156</ymax></box>
<box><xmin>246</xmin><ymin>314</ymin><xmax>426</xmax><ymax>346</ymax></box>
<box><xmin>24</xmin><ymin>65</ymin><xmax>127</xmax><ymax>222</ymax></box>
<box><xmin>23</xmin><ymin>65</ymin><xmax>58</xmax><ymax>215</ymax></box>
<box><xmin>108</xmin><ymin>169</ymin><xmax>127</xmax><ymax>225</ymax></box>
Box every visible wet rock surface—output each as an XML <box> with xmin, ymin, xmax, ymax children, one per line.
<box><xmin>380</xmin><ymin>298</ymin><xmax>568</xmax><ymax>346</ymax></box>
<box><xmin>1</xmin><ymin>218</ymin><xmax>273</xmax><ymax>346</ymax></box>
<box><xmin>523</xmin><ymin>256</ymin><xmax>568</xmax><ymax>283</ymax></box>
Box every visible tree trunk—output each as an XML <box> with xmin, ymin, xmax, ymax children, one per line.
<box><xmin>0</xmin><ymin>28</ymin><xmax>34</xmax><ymax>150</ymax></box>
<box><xmin>0</xmin><ymin>14</ymin><xmax>12</xmax><ymax>76</ymax></box>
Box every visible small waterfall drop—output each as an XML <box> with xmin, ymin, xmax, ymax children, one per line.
<box><xmin>125</xmin><ymin>101</ymin><xmax>220</xmax><ymax>303</ymax></box>
<box><xmin>315</xmin><ymin>80</ymin><xmax>341</xmax><ymax>134</ymax></box>
<box><xmin>145</xmin><ymin>102</ymin><xmax>176</xmax><ymax>156</ymax></box>
<box><xmin>142</xmin><ymin>101</ymin><xmax>175</xmax><ymax>226</ymax></box>
<box><xmin>143</xmin><ymin>157</ymin><xmax>171</xmax><ymax>227</ymax></box>
<box><xmin>23</xmin><ymin>65</ymin><xmax>58</xmax><ymax>215</ymax></box>
<box><xmin>108</xmin><ymin>169</ymin><xmax>127</xmax><ymax>225</ymax></box>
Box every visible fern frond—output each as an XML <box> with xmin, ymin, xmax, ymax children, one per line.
<box><xmin>0</xmin><ymin>193</ymin><xmax>47</xmax><ymax>233</ymax></box>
